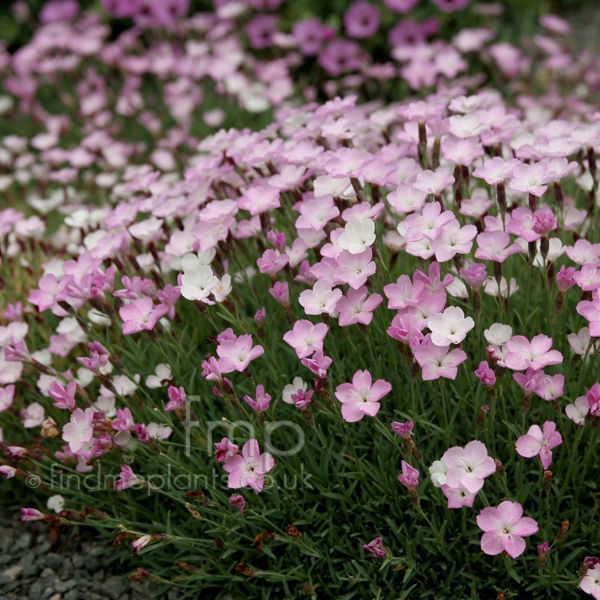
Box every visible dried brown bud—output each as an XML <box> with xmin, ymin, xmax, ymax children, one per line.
<box><xmin>254</xmin><ymin>531</ymin><xmax>275</xmax><ymax>551</ymax></box>
<box><xmin>235</xmin><ymin>562</ymin><xmax>256</xmax><ymax>577</ymax></box>
<box><xmin>543</xmin><ymin>471</ymin><xmax>553</xmax><ymax>495</ymax></box>
<box><xmin>285</xmin><ymin>525</ymin><xmax>300</xmax><ymax>538</ymax></box>
<box><xmin>175</xmin><ymin>561</ymin><xmax>197</xmax><ymax>572</ymax></box>
<box><xmin>214</xmin><ymin>538</ymin><xmax>224</xmax><ymax>549</ymax></box>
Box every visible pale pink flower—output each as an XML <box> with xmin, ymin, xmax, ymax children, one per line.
<box><xmin>442</xmin><ymin>440</ymin><xmax>496</xmax><ymax>493</ymax></box>
<box><xmin>515</xmin><ymin>421</ymin><xmax>562</xmax><ymax>469</ymax></box>
<box><xmin>383</xmin><ymin>275</ymin><xmax>425</xmax><ymax>310</ymax></box>
<box><xmin>334</xmin><ymin>369</ymin><xmax>392</xmax><ymax>422</ymax></box>
<box><xmin>413</xmin><ymin>167</ymin><xmax>455</xmax><ymax>195</ymax></box>
<box><xmin>442</xmin><ymin>484</ymin><xmax>477</xmax><ymax>509</ymax></box>
<box><xmin>299</xmin><ymin>280</ymin><xmax>342</xmax><ymax>316</ymax></box>
<box><xmin>338</xmin><ymin>219</ymin><xmax>376</xmax><ymax>255</ymax></box>
<box><xmin>222</xmin><ymin>439</ymin><xmax>274</xmax><ymax>493</ymax></box>
<box><xmin>215</xmin><ymin>438</ymin><xmax>239</xmax><ymax>463</ymax></box>
<box><xmin>335</xmin><ymin>249</ymin><xmax>376</xmax><ymax>289</ymax></box>
<box><xmin>0</xmin><ymin>385</ymin><xmax>15</xmax><ymax>412</ymax></box>
<box><xmin>472</xmin><ymin>156</ymin><xmax>519</xmax><ymax>185</ymax></box>
<box><xmin>21</xmin><ymin>402</ymin><xmax>45</xmax><ymax>428</ymax></box>
<box><xmin>509</xmin><ymin>162</ymin><xmax>549</xmax><ymax>197</ymax></box>
<box><xmin>62</xmin><ymin>408</ymin><xmax>94</xmax><ymax>453</ymax></box>
<box><xmin>427</xmin><ymin>306</ymin><xmax>474</xmax><ymax>346</ymax></box>
<box><xmin>504</xmin><ymin>334</ymin><xmax>563</xmax><ymax>371</ymax></box>
<box><xmin>580</xmin><ymin>563</ymin><xmax>600</xmax><ymax>600</ymax></box>
<box><xmin>476</xmin><ymin>501</ymin><xmax>538</xmax><ymax>558</ymax></box>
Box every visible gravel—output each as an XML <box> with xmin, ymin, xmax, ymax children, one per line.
<box><xmin>0</xmin><ymin>512</ymin><xmax>170</xmax><ymax>600</ymax></box>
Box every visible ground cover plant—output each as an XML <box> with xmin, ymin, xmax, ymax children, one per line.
<box><xmin>1</xmin><ymin>1</ymin><xmax>600</xmax><ymax>599</ymax></box>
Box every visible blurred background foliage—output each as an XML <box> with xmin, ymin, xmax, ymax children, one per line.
<box><xmin>0</xmin><ymin>0</ymin><xmax>598</xmax><ymax>52</ymax></box>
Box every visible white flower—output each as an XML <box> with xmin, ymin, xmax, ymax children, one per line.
<box><xmin>47</xmin><ymin>495</ymin><xmax>65</xmax><ymax>513</ymax></box>
<box><xmin>565</xmin><ymin>397</ymin><xmax>589</xmax><ymax>425</ymax></box>
<box><xmin>429</xmin><ymin>460</ymin><xmax>447</xmax><ymax>488</ymax></box>
<box><xmin>282</xmin><ymin>377</ymin><xmax>307</xmax><ymax>404</ymax></box>
<box><xmin>93</xmin><ymin>395</ymin><xmax>116</xmax><ymax>418</ymax></box>
<box><xmin>484</xmin><ymin>323</ymin><xmax>513</xmax><ymax>345</ymax></box>
<box><xmin>212</xmin><ymin>274</ymin><xmax>232</xmax><ymax>303</ymax></box>
<box><xmin>338</xmin><ymin>219</ymin><xmax>376</xmax><ymax>255</ymax></box>
<box><xmin>483</xmin><ymin>276</ymin><xmax>519</xmax><ymax>297</ymax></box>
<box><xmin>181</xmin><ymin>266</ymin><xmax>219</xmax><ymax>302</ymax></box>
<box><xmin>147</xmin><ymin>423</ymin><xmax>173</xmax><ymax>441</ymax></box>
<box><xmin>146</xmin><ymin>364</ymin><xmax>172</xmax><ymax>389</ymax></box>
<box><xmin>428</xmin><ymin>306</ymin><xmax>474</xmax><ymax>346</ymax></box>
<box><xmin>112</xmin><ymin>374</ymin><xmax>140</xmax><ymax>396</ymax></box>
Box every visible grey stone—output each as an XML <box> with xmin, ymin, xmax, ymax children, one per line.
<box><xmin>28</xmin><ymin>581</ymin><xmax>44</xmax><ymax>599</ymax></box>
<box><xmin>40</xmin><ymin>568</ymin><xmax>55</xmax><ymax>579</ymax></box>
<box><xmin>64</xmin><ymin>589</ymin><xmax>80</xmax><ymax>600</ymax></box>
<box><xmin>104</xmin><ymin>576</ymin><xmax>127</xmax><ymax>600</ymax></box>
<box><xmin>45</xmin><ymin>555</ymin><xmax>62</xmax><ymax>571</ymax></box>
<box><xmin>0</xmin><ymin>565</ymin><xmax>24</xmax><ymax>585</ymax></box>
<box><xmin>54</xmin><ymin>580</ymin><xmax>76</xmax><ymax>594</ymax></box>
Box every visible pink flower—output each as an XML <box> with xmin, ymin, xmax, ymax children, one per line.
<box><xmin>116</xmin><ymin>465</ymin><xmax>145</xmax><ymax>491</ymax></box>
<box><xmin>112</xmin><ymin>407</ymin><xmax>134</xmax><ymax>431</ymax></box>
<box><xmin>222</xmin><ymin>439</ymin><xmax>274</xmax><ymax>493</ymax></box>
<box><xmin>244</xmin><ymin>385</ymin><xmax>272</xmax><ymax>413</ymax></box>
<box><xmin>20</xmin><ymin>508</ymin><xmax>46</xmax><ymax>522</ymax></box>
<box><xmin>336</xmin><ymin>287</ymin><xmax>383</xmax><ymax>327</ymax></box>
<box><xmin>21</xmin><ymin>402</ymin><xmax>45</xmax><ymax>428</ymax></box>
<box><xmin>217</xmin><ymin>334</ymin><xmax>264</xmax><ymax>373</ymax></box>
<box><xmin>474</xmin><ymin>231</ymin><xmax>521</xmax><ymax>263</ymax></box>
<box><xmin>476</xmin><ymin>501</ymin><xmax>539</xmax><ymax>558</ymax></box>
<box><xmin>442</xmin><ymin>440</ymin><xmax>496</xmax><ymax>493</ymax></box>
<box><xmin>344</xmin><ymin>0</ymin><xmax>380</xmax><ymax>38</ymax></box>
<box><xmin>269</xmin><ymin>282</ymin><xmax>289</xmax><ymax>305</ymax></box>
<box><xmin>504</xmin><ymin>334</ymin><xmax>563</xmax><ymax>371</ymax></box>
<box><xmin>48</xmin><ymin>380</ymin><xmax>77</xmax><ymax>410</ymax></box>
<box><xmin>215</xmin><ymin>438</ymin><xmax>239</xmax><ymax>463</ymax></box>
<box><xmin>397</xmin><ymin>460</ymin><xmax>419</xmax><ymax>488</ymax></box>
<box><xmin>62</xmin><ymin>408</ymin><xmax>94</xmax><ymax>453</ymax></box>
<box><xmin>362</xmin><ymin>536</ymin><xmax>387</xmax><ymax>558</ymax></box>
<box><xmin>301</xmin><ymin>349</ymin><xmax>333</xmax><ymax>378</ymax></box>
<box><xmin>119</xmin><ymin>297</ymin><xmax>169</xmax><ymax>335</ymax></box>
<box><xmin>577</xmin><ymin>300</ymin><xmax>600</xmax><ymax>337</ymax></box>
<box><xmin>165</xmin><ymin>386</ymin><xmax>186</xmax><ymax>411</ymax></box>
<box><xmin>257</xmin><ymin>249</ymin><xmax>289</xmax><ymax>276</ymax></box>
<box><xmin>229</xmin><ymin>494</ymin><xmax>249</xmax><ymax>515</ymax></box>
<box><xmin>413</xmin><ymin>334</ymin><xmax>467</xmax><ymax>380</ymax></box>
<box><xmin>334</xmin><ymin>369</ymin><xmax>392</xmax><ymax>422</ymax></box>
<box><xmin>28</xmin><ymin>274</ymin><xmax>66</xmax><ymax>312</ymax></box>
<box><xmin>474</xmin><ymin>361</ymin><xmax>496</xmax><ymax>386</ymax></box>
<box><xmin>515</xmin><ymin>421</ymin><xmax>562</xmax><ymax>469</ymax></box>
<box><xmin>283</xmin><ymin>320</ymin><xmax>328</xmax><ymax>359</ymax></box>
